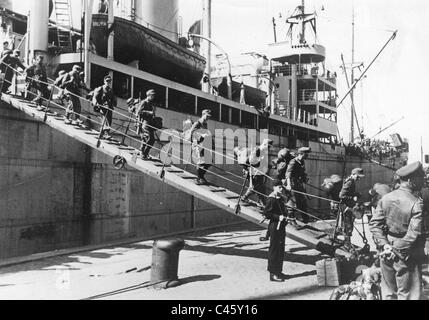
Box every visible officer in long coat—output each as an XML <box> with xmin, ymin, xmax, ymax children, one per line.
<box><xmin>369</xmin><ymin>162</ymin><xmax>429</xmax><ymax>300</ymax></box>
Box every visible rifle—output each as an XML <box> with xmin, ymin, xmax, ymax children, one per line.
<box><xmin>234</xmin><ymin>170</ymin><xmax>250</xmax><ymax>215</ymax></box>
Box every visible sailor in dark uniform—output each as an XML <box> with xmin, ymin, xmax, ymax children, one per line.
<box><xmin>370</xmin><ymin>162</ymin><xmax>428</xmax><ymax>300</ymax></box>
<box><xmin>264</xmin><ymin>179</ymin><xmax>288</xmax><ymax>282</ymax></box>
<box><xmin>285</xmin><ymin>147</ymin><xmax>312</xmax><ymax>224</ymax></box>
<box><xmin>339</xmin><ymin>167</ymin><xmax>365</xmax><ymax>242</ymax></box>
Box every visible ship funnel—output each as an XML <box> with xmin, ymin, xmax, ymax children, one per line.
<box><xmin>29</xmin><ymin>0</ymin><xmax>49</xmax><ymax>57</ymax></box>
<box><xmin>134</xmin><ymin>0</ymin><xmax>179</xmax><ymax>42</ymax></box>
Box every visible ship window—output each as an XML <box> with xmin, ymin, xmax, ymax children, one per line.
<box><xmin>221</xmin><ymin>105</ymin><xmax>230</xmax><ymax>123</ymax></box>
<box><xmin>113</xmin><ymin>71</ymin><xmax>131</xmax><ymax>99</ymax></box>
<box><xmin>12</xmin><ymin>20</ymin><xmax>26</xmax><ymax>35</ymax></box>
<box><xmin>241</xmin><ymin>111</ymin><xmax>256</xmax><ymax>129</ymax></box>
<box><xmin>90</xmin><ymin>64</ymin><xmax>110</xmax><ymax>89</ymax></box>
<box><xmin>231</xmin><ymin>108</ymin><xmax>240</xmax><ymax>126</ymax></box>
<box><xmin>259</xmin><ymin>116</ymin><xmax>268</xmax><ymax>130</ymax></box>
<box><xmin>168</xmin><ymin>89</ymin><xmax>195</xmax><ymax>115</ymax></box>
<box><xmin>269</xmin><ymin>120</ymin><xmax>282</xmax><ymax>136</ymax></box>
<box><xmin>197</xmin><ymin>98</ymin><xmax>219</xmax><ymax>121</ymax></box>
<box><xmin>134</xmin><ymin>78</ymin><xmax>166</xmax><ymax>107</ymax></box>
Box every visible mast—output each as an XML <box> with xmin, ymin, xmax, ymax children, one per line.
<box><xmin>202</xmin><ymin>0</ymin><xmax>211</xmax><ymax>93</ymax></box>
<box><xmin>350</xmin><ymin>4</ymin><xmax>355</xmax><ymax>142</ymax></box>
<box><xmin>300</xmin><ymin>0</ymin><xmax>305</xmax><ymax>44</ymax></box>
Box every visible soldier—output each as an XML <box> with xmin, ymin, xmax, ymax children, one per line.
<box><xmin>285</xmin><ymin>147</ymin><xmax>312</xmax><ymax>224</ymax></box>
<box><xmin>339</xmin><ymin>168</ymin><xmax>365</xmax><ymax>243</ymax></box>
<box><xmin>25</xmin><ymin>55</ymin><xmax>49</xmax><ymax>110</ymax></box>
<box><xmin>264</xmin><ymin>179</ymin><xmax>288</xmax><ymax>282</ymax></box>
<box><xmin>62</xmin><ymin>65</ymin><xmax>85</xmax><ymax>125</ymax></box>
<box><xmin>322</xmin><ymin>174</ymin><xmax>343</xmax><ymax>215</ymax></box>
<box><xmin>241</xmin><ymin>139</ymin><xmax>273</xmax><ymax>207</ymax></box>
<box><xmin>92</xmin><ymin>75</ymin><xmax>117</xmax><ymax>140</ymax></box>
<box><xmin>0</xmin><ymin>49</ymin><xmax>26</xmax><ymax>94</ymax></box>
<box><xmin>129</xmin><ymin>89</ymin><xmax>157</xmax><ymax>160</ymax></box>
<box><xmin>369</xmin><ymin>162</ymin><xmax>428</xmax><ymax>300</ymax></box>
<box><xmin>186</xmin><ymin>109</ymin><xmax>212</xmax><ymax>185</ymax></box>
<box><xmin>53</xmin><ymin>70</ymin><xmax>67</xmax><ymax>105</ymax></box>
<box><xmin>273</xmin><ymin>148</ymin><xmax>293</xmax><ymax>182</ymax></box>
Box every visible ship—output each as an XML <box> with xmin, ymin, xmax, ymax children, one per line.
<box><xmin>0</xmin><ymin>0</ymin><xmax>405</xmax><ymax>261</ymax></box>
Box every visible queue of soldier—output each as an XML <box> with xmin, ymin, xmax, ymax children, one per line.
<box><xmin>0</xmin><ymin>42</ymin><xmax>428</xmax><ymax>300</ymax></box>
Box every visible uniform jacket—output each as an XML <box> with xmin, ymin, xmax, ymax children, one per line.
<box><xmin>185</xmin><ymin>119</ymin><xmax>207</xmax><ymax>143</ymax></box>
<box><xmin>263</xmin><ymin>195</ymin><xmax>287</xmax><ymax>222</ymax></box>
<box><xmin>130</xmin><ymin>98</ymin><xmax>156</xmax><ymax>123</ymax></box>
<box><xmin>92</xmin><ymin>85</ymin><xmax>117</xmax><ymax>109</ymax></box>
<box><xmin>274</xmin><ymin>154</ymin><xmax>294</xmax><ymax>180</ymax></box>
<box><xmin>0</xmin><ymin>54</ymin><xmax>25</xmax><ymax>71</ymax></box>
<box><xmin>369</xmin><ymin>186</ymin><xmax>426</xmax><ymax>260</ymax></box>
<box><xmin>62</xmin><ymin>72</ymin><xmax>83</xmax><ymax>92</ymax></box>
<box><xmin>285</xmin><ymin>157</ymin><xmax>307</xmax><ymax>186</ymax></box>
<box><xmin>26</xmin><ymin>63</ymin><xmax>47</xmax><ymax>80</ymax></box>
<box><xmin>339</xmin><ymin>177</ymin><xmax>358</xmax><ymax>207</ymax></box>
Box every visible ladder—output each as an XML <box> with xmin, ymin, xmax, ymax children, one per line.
<box><xmin>1</xmin><ymin>93</ymin><xmax>357</xmax><ymax>261</ymax></box>
<box><xmin>54</xmin><ymin>0</ymin><xmax>73</xmax><ymax>52</ymax></box>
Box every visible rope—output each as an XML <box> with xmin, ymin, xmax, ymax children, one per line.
<box><xmin>4</xmin><ymin>75</ymin><xmax>340</xmax><ymax>236</ymax></box>
<box><xmin>2</xmin><ymin>61</ymin><xmax>343</xmax><ymax>207</ymax></box>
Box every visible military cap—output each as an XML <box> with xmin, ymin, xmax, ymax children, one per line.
<box><xmin>298</xmin><ymin>147</ymin><xmax>311</xmax><ymax>154</ymax></box>
<box><xmin>201</xmin><ymin>109</ymin><xmax>212</xmax><ymax>117</ymax></box>
<box><xmin>146</xmin><ymin>89</ymin><xmax>156</xmax><ymax>96</ymax></box>
<box><xmin>396</xmin><ymin>161</ymin><xmax>424</xmax><ymax>179</ymax></box>
<box><xmin>262</xmin><ymin>139</ymin><xmax>274</xmax><ymax>147</ymax></box>
<box><xmin>72</xmin><ymin>65</ymin><xmax>82</xmax><ymax>71</ymax></box>
<box><xmin>272</xmin><ymin>179</ymin><xmax>283</xmax><ymax>187</ymax></box>
<box><xmin>278</xmin><ymin>148</ymin><xmax>290</xmax><ymax>159</ymax></box>
<box><xmin>13</xmin><ymin>49</ymin><xmax>20</xmax><ymax>55</ymax></box>
<box><xmin>58</xmin><ymin>70</ymin><xmax>66</xmax><ymax>76</ymax></box>
<box><xmin>351</xmin><ymin>168</ymin><xmax>365</xmax><ymax>177</ymax></box>
<box><xmin>104</xmin><ymin>75</ymin><xmax>112</xmax><ymax>81</ymax></box>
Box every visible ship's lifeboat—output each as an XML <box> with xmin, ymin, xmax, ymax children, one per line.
<box><xmin>91</xmin><ymin>14</ymin><xmax>206</xmax><ymax>89</ymax></box>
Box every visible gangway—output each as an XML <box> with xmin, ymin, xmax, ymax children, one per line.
<box><xmin>1</xmin><ymin>93</ymin><xmax>356</xmax><ymax>260</ymax></box>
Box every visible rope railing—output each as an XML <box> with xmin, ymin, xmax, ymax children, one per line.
<box><xmin>1</xmin><ymin>71</ymin><xmax>348</xmax><ymax>237</ymax></box>
<box><xmin>1</xmin><ymin>61</ymin><xmax>344</xmax><ymax>215</ymax></box>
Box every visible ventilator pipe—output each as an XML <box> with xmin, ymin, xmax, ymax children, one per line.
<box><xmin>188</xmin><ymin>33</ymin><xmax>232</xmax><ymax>100</ymax></box>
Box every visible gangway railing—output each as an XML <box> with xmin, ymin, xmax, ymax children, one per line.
<box><xmin>0</xmin><ymin>63</ymin><xmax>361</xmax><ymax>260</ymax></box>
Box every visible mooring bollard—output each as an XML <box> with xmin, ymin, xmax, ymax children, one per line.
<box><xmin>150</xmin><ymin>238</ymin><xmax>185</xmax><ymax>288</ymax></box>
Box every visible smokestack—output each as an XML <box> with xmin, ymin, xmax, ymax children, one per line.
<box><xmin>29</xmin><ymin>0</ymin><xmax>49</xmax><ymax>57</ymax></box>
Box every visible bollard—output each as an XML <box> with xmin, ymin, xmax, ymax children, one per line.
<box><xmin>150</xmin><ymin>238</ymin><xmax>185</xmax><ymax>288</ymax></box>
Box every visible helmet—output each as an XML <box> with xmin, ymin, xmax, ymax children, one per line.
<box><xmin>277</xmin><ymin>148</ymin><xmax>290</xmax><ymax>159</ymax></box>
